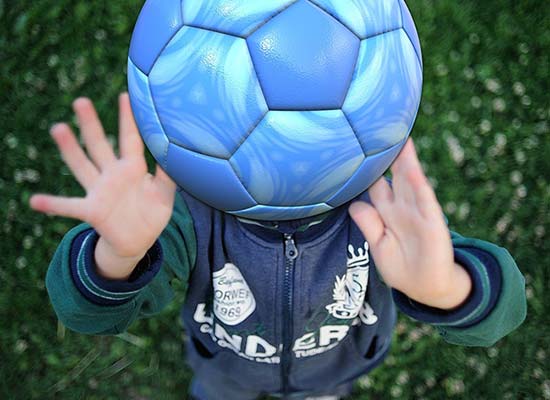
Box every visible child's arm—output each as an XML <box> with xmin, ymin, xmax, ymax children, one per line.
<box><xmin>44</xmin><ymin>192</ymin><xmax>195</xmax><ymax>335</ymax></box>
<box><xmin>31</xmin><ymin>94</ymin><xmax>177</xmax><ymax>279</ymax></box>
<box><xmin>392</xmin><ymin>230</ymin><xmax>525</xmax><ymax>347</ymax></box>
<box><xmin>349</xmin><ymin>139</ymin><xmax>526</xmax><ymax>347</ymax></box>
<box><xmin>30</xmin><ymin>94</ymin><xmax>194</xmax><ymax>334</ymax></box>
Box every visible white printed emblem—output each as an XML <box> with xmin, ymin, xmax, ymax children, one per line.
<box><xmin>213</xmin><ymin>263</ymin><xmax>256</xmax><ymax>326</ymax></box>
<box><xmin>326</xmin><ymin>242</ymin><xmax>377</xmax><ymax>323</ymax></box>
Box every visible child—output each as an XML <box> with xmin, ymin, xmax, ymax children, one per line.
<box><xmin>30</xmin><ymin>94</ymin><xmax>526</xmax><ymax>400</ymax></box>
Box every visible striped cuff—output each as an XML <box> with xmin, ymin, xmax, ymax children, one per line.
<box><xmin>392</xmin><ymin>248</ymin><xmax>502</xmax><ymax>327</ymax></box>
<box><xmin>69</xmin><ymin>229</ymin><xmax>163</xmax><ymax>306</ymax></box>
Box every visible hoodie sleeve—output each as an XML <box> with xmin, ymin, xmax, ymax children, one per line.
<box><xmin>392</xmin><ymin>231</ymin><xmax>527</xmax><ymax>347</ymax></box>
<box><xmin>45</xmin><ymin>193</ymin><xmax>197</xmax><ymax>335</ymax></box>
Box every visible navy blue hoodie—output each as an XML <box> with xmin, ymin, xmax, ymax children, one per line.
<box><xmin>45</xmin><ymin>189</ymin><xmax>527</xmax><ymax>399</ymax></box>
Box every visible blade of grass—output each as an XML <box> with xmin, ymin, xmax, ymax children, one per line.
<box><xmin>47</xmin><ymin>347</ymin><xmax>101</xmax><ymax>393</ymax></box>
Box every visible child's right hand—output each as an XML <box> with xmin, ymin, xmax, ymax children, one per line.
<box><xmin>30</xmin><ymin>94</ymin><xmax>177</xmax><ymax>280</ymax></box>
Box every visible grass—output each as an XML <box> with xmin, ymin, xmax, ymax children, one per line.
<box><xmin>1</xmin><ymin>0</ymin><xmax>549</xmax><ymax>399</ymax></box>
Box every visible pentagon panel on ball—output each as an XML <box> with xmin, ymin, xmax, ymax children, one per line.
<box><xmin>247</xmin><ymin>0</ymin><xmax>360</xmax><ymax>110</ymax></box>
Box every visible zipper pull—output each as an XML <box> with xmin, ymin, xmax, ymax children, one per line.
<box><xmin>284</xmin><ymin>233</ymin><xmax>299</xmax><ymax>260</ymax></box>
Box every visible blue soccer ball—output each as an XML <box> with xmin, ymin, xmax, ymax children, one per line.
<box><xmin>128</xmin><ymin>0</ymin><xmax>423</xmax><ymax>221</ymax></box>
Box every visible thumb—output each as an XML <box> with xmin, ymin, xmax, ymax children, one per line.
<box><xmin>349</xmin><ymin>201</ymin><xmax>385</xmax><ymax>248</ymax></box>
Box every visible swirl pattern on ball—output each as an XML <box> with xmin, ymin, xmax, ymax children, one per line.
<box><xmin>128</xmin><ymin>0</ymin><xmax>423</xmax><ymax>221</ymax></box>
<box><xmin>230</xmin><ymin>110</ymin><xmax>365</xmax><ymax>206</ymax></box>
<box><xmin>343</xmin><ymin>29</ymin><xmax>422</xmax><ymax>156</ymax></box>
<box><xmin>149</xmin><ymin>27</ymin><xmax>268</xmax><ymax>159</ymax></box>
<box><xmin>310</xmin><ymin>0</ymin><xmax>403</xmax><ymax>39</ymax></box>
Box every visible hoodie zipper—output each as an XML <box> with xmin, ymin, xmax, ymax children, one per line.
<box><xmin>281</xmin><ymin>232</ymin><xmax>298</xmax><ymax>394</ymax></box>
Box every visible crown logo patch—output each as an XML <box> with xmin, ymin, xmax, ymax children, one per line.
<box><xmin>325</xmin><ymin>241</ymin><xmax>376</xmax><ymax>322</ymax></box>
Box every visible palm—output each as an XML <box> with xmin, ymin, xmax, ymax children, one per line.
<box><xmin>367</xmin><ymin>193</ymin><xmax>454</xmax><ymax>302</ymax></box>
<box><xmin>349</xmin><ymin>140</ymin><xmax>470</xmax><ymax>309</ymax></box>
<box><xmin>30</xmin><ymin>94</ymin><xmax>176</xmax><ymax>258</ymax></box>
<box><xmin>86</xmin><ymin>156</ymin><xmax>174</xmax><ymax>257</ymax></box>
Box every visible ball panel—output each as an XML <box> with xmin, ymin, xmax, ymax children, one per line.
<box><xmin>342</xmin><ymin>30</ymin><xmax>422</xmax><ymax>156</ymax></box>
<box><xmin>166</xmin><ymin>143</ymin><xmax>256</xmax><ymax>211</ymax></box>
<box><xmin>127</xmin><ymin>58</ymin><xmax>170</xmax><ymax>167</ymax></box>
<box><xmin>129</xmin><ymin>0</ymin><xmax>184</xmax><ymax>74</ymax></box>
<box><xmin>310</xmin><ymin>0</ymin><xmax>402</xmax><ymax>39</ymax></box>
<box><xmin>247</xmin><ymin>0</ymin><xmax>360</xmax><ymax>110</ymax></box>
<box><xmin>398</xmin><ymin>0</ymin><xmax>422</xmax><ymax>66</ymax></box>
<box><xmin>230</xmin><ymin>110</ymin><xmax>365</xmax><ymax>207</ymax></box>
<box><xmin>229</xmin><ymin>203</ymin><xmax>334</xmax><ymax>221</ymax></box>
<box><xmin>327</xmin><ymin>139</ymin><xmax>406</xmax><ymax>207</ymax></box>
<box><xmin>149</xmin><ymin>26</ymin><xmax>268</xmax><ymax>159</ymax></box>
<box><xmin>182</xmin><ymin>0</ymin><xmax>296</xmax><ymax>37</ymax></box>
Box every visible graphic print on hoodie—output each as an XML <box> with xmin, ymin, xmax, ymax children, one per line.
<box><xmin>180</xmin><ymin>189</ymin><xmax>395</xmax><ymax>394</ymax></box>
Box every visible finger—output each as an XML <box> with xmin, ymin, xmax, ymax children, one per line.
<box><xmin>349</xmin><ymin>201</ymin><xmax>385</xmax><ymax>248</ymax></box>
<box><xmin>390</xmin><ymin>138</ymin><xmax>419</xmax><ymax>176</ymax></box>
<box><xmin>393</xmin><ymin>166</ymin><xmax>417</xmax><ymax>206</ymax></box>
<box><xmin>29</xmin><ymin>194</ymin><xmax>88</xmax><ymax>221</ymax></box>
<box><xmin>367</xmin><ymin>177</ymin><xmax>394</xmax><ymax>218</ymax></box>
<box><xmin>119</xmin><ymin>93</ymin><xmax>144</xmax><ymax>159</ymax></box>
<box><xmin>73</xmin><ymin>97</ymin><xmax>117</xmax><ymax>169</ymax></box>
<box><xmin>50</xmin><ymin>123</ymin><xmax>99</xmax><ymax>190</ymax></box>
<box><xmin>408</xmin><ymin>167</ymin><xmax>442</xmax><ymax>219</ymax></box>
<box><xmin>154</xmin><ymin>164</ymin><xmax>177</xmax><ymax>192</ymax></box>
<box><xmin>391</xmin><ymin>139</ymin><xmax>419</xmax><ymax>205</ymax></box>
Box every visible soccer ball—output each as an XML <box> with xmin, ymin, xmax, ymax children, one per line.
<box><xmin>128</xmin><ymin>0</ymin><xmax>423</xmax><ymax>221</ymax></box>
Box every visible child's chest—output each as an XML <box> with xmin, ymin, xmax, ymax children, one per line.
<box><xmin>184</xmin><ymin>210</ymin><xmax>388</xmax><ymax>363</ymax></box>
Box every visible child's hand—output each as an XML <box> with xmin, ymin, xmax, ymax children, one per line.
<box><xmin>349</xmin><ymin>139</ymin><xmax>472</xmax><ymax>310</ymax></box>
<box><xmin>30</xmin><ymin>94</ymin><xmax>176</xmax><ymax>280</ymax></box>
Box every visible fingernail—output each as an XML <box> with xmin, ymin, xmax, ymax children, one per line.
<box><xmin>73</xmin><ymin>97</ymin><xmax>90</xmax><ymax>108</ymax></box>
<box><xmin>29</xmin><ymin>195</ymin><xmax>40</xmax><ymax>209</ymax></box>
<box><xmin>50</xmin><ymin>123</ymin><xmax>63</xmax><ymax>134</ymax></box>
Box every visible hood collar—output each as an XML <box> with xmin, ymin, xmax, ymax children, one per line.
<box><xmin>236</xmin><ymin>203</ymin><xmax>349</xmax><ymax>243</ymax></box>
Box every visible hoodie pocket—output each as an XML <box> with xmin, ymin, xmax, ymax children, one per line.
<box><xmin>185</xmin><ymin>335</ymin><xmax>281</xmax><ymax>393</ymax></box>
<box><xmin>345</xmin><ymin>333</ymin><xmax>391</xmax><ymax>380</ymax></box>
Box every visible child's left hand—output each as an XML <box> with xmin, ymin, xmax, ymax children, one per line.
<box><xmin>349</xmin><ymin>139</ymin><xmax>472</xmax><ymax>310</ymax></box>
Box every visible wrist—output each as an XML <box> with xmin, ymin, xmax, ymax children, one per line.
<box><xmin>94</xmin><ymin>237</ymin><xmax>147</xmax><ymax>281</ymax></box>
<box><xmin>423</xmin><ymin>262</ymin><xmax>473</xmax><ymax>310</ymax></box>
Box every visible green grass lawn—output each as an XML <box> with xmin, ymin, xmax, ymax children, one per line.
<box><xmin>1</xmin><ymin>0</ymin><xmax>549</xmax><ymax>399</ymax></box>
